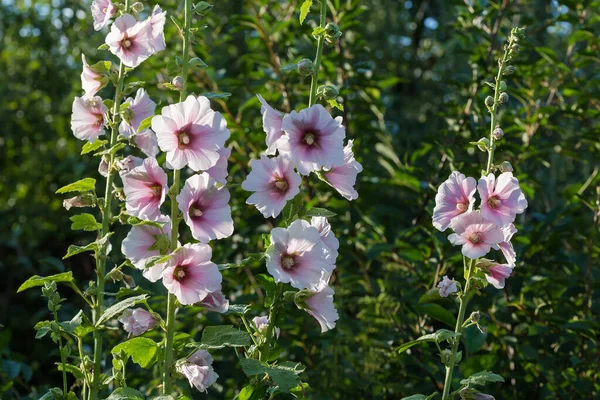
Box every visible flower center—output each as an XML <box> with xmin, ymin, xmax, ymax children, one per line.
<box><xmin>102</xmin><ymin>7</ymin><xmax>107</xmax><ymax>12</ymax></box>
<box><xmin>303</xmin><ymin>131</ymin><xmax>317</xmax><ymax>146</ymax></box>
<box><xmin>468</xmin><ymin>232</ymin><xmax>483</xmax><ymax>244</ymax></box>
<box><xmin>173</xmin><ymin>266</ymin><xmax>186</xmax><ymax>281</ymax></box>
<box><xmin>189</xmin><ymin>204</ymin><xmax>203</xmax><ymax>219</ymax></box>
<box><xmin>488</xmin><ymin>195</ymin><xmax>502</xmax><ymax>209</ymax></box>
<box><xmin>150</xmin><ymin>184</ymin><xmax>162</xmax><ymax>198</ymax></box>
<box><xmin>456</xmin><ymin>202</ymin><xmax>468</xmax><ymax>212</ymax></box>
<box><xmin>281</xmin><ymin>255</ymin><xmax>295</xmax><ymax>270</ymax></box>
<box><xmin>122</xmin><ymin>39</ymin><xmax>132</xmax><ymax>49</ymax></box>
<box><xmin>274</xmin><ymin>178</ymin><xmax>288</xmax><ymax>193</ymax></box>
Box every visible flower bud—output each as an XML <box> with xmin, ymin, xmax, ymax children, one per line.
<box><xmin>470</xmin><ymin>311</ymin><xmax>481</xmax><ymax>324</ymax></box>
<box><xmin>118</xmin><ymin>308</ymin><xmax>157</xmax><ymax>337</ymax></box>
<box><xmin>499</xmin><ymin>161</ymin><xmax>514</xmax><ymax>173</ymax></box>
<box><xmin>460</xmin><ymin>387</ymin><xmax>478</xmax><ymax>400</ymax></box>
<box><xmin>503</xmin><ymin>65</ymin><xmax>516</xmax><ymax>75</ymax></box>
<box><xmin>297</xmin><ymin>58</ymin><xmax>315</xmax><ymax>76</ymax></box>
<box><xmin>172</xmin><ymin>76</ymin><xmax>184</xmax><ymax>90</ymax></box>
<box><xmin>493</xmin><ymin>126</ymin><xmax>504</xmax><ymax>140</ymax></box>
<box><xmin>439</xmin><ymin>349</ymin><xmax>453</xmax><ymax>365</ymax></box>
<box><xmin>484</xmin><ymin>96</ymin><xmax>494</xmax><ymax>107</ymax></box>
<box><xmin>317</xmin><ymin>84</ymin><xmax>339</xmax><ymax>100</ymax></box>
<box><xmin>63</xmin><ymin>194</ymin><xmax>95</xmax><ymax>210</ymax></box>
<box><xmin>499</xmin><ymin>81</ymin><xmax>507</xmax><ymax>91</ymax></box>
<box><xmin>324</xmin><ymin>22</ymin><xmax>342</xmax><ymax>43</ymax></box>
<box><xmin>130</xmin><ymin>2</ymin><xmax>144</xmax><ymax>13</ymax></box>
<box><xmin>98</xmin><ymin>155</ymin><xmax>110</xmax><ymax>177</ymax></box>
<box><xmin>498</xmin><ymin>92</ymin><xmax>509</xmax><ymax>104</ymax></box>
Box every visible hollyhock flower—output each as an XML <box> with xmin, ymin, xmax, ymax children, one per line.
<box><xmin>257</xmin><ymin>94</ymin><xmax>285</xmax><ymax>155</ymax></box>
<box><xmin>117</xmin><ymin>155</ymin><xmax>143</xmax><ymax>175</ymax></box>
<box><xmin>178</xmin><ymin>349</ymin><xmax>218</xmax><ymax>393</ymax></box>
<box><xmin>134</xmin><ymin>129</ymin><xmax>159</xmax><ymax>158</ymax></box>
<box><xmin>121</xmin><ymin>216</ymin><xmax>172</xmax><ymax>282</ymax></box>
<box><xmin>105</xmin><ymin>14</ymin><xmax>153</xmax><ymax>68</ymax></box>
<box><xmin>81</xmin><ymin>55</ymin><xmax>104</xmax><ymax>98</ymax></box>
<box><xmin>482</xmin><ymin>263</ymin><xmax>513</xmax><ymax>289</ymax></box>
<box><xmin>206</xmin><ymin>147</ymin><xmax>231</xmax><ymax>185</ymax></box>
<box><xmin>71</xmin><ymin>96</ymin><xmax>108</xmax><ymax>142</ymax></box>
<box><xmin>241</xmin><ymin>155</ymin><xmax>302</xmax><ymax>218</ymax></box>
<box><xmin>122</xmin><ymin>157</ymin><xmax>168</xmax><ymax>220</ymax></box>
<box><xmin>146</xmin><ymin>5</ymin><xmax>166</xmax><ymax>53</ymax></box>
<box><xmin>177</xmin><ymin>173</ymin><xmax>234</xmax><ymax>243</ymax></box>
<box><xmin>278</xmin><ymin>104</ymin><xmax>346</xmax><ymax>175</ymax></box>
<box><xmin>266</xmin><ymin>219</ymin><xmax>334</xmax><ymax>291</ymax></box>
<box><xmin>152</xmin><ymin>95</ymin><xmax>230</xmax><ymax>171</ymax></box>
<box><xmin>252</xmin><ymin>315</ymin><xmax>280</xmax><ymax>338</ymax></box>
<box><xmin>162</xmin><ymin>243</ymin><xmax>222</xmax><ymax>305</ymax></box>
<box><xmin>199</xmin><ymin>289</ymin><xmax>229</xmax><ymax>313</ymax></box>
<box><xmin>478</xmin><ymin>172</ymin><xmax>528</xmax><ymax>227</ymax></box>
<box><xmin>91</xmin><ymin>0</ymin><xmax>115</xmax><ymax>31</ymax></box>
<box><xmin>119</xmin><ymin>89</ymin><xmax>156</xmax><ymax>138</ymax></box>
<box><xmin>118</xmin><ymin>308</ymin><xmax>156</xmax><ymax>336</ymax></box>
<box><xmin>498</xmin><ymin>224</ymin><xmax>517</xmax><ymax>266</ymax></box>
<box><xmin>305</xmin><ymin>286</ymin><xmax>339</xmax><ymax>333</ymax></box>
<box><xmin>323</xmin><ymin>139</ymin><xmax>363</xmax><ymax>201</ymax></box>
<box><xmin>432</xmin><ymin>171</ymin><xmax>477</xmax><ymax>232</ymax></box>
<box><xmin>310</xmin><ymin>216</ymin><xmax>339</xmax><ymax>262</ymax></box>
<box><xmin>437</xmin><ymin>276</ymin><xmax>458</xmax><ymax>297</ymax></box>
<box><xmin>448</xmin><ymin>211</ymin><xmax>504</xmax><ymax>259</ymax></box>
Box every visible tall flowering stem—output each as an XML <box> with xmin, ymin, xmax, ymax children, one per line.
<box><xmin>162</xmin><ymin>0</ymin><xmax>192</xmax><ymax>393</ymax></box>
<box><xmin>308</xmin><ymin>1</ymin><xmax>327</xmax><ymax>107</ymax></box>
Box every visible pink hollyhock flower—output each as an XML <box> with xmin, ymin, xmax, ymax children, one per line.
<box><xmin>162</xmin><ymin>243</ymin><xmax>222</xmax><ymax>305</ymax></box>
<box><xmin>134</xmin><ymin>129</ymin><xmax>159</xmax><ymax>158</ymax></box>
<box><xmin>257</xmin><ymin>94</ymin><xmax>285</xmax><ymax>155</ymax></box>
<box><xmin>91</xmin><ymin>0</ymin><xmax>115</xmax><ymax>31</ymax></box>
<box><xmin>119</xmin><ymin>89</ymin><xmax>156</xmax><ymax>138</ymax></box>
<box><xmin>118</xmin><ymin>308</ymin><xmax>156</xmax><ymax>336</ymax></box>
<box><xmin>448</xmin><ymin>211</ymin><xmax>504</xmax><ymax>259</ymax></box>
<box><xmin>105</xmin><ymin>14</ymin><xmax>153</xmax><ymax>68</ymax></box>
<box><xmin>483</xmin><ymin>263</ymin><xmax>513</xmax><ymax>289</ymax></box>
<box><xmin>310</xmin><ymin>216</ymin><xmax>339</xmax><ymax>261</ymax></box>
<box><xmin>178</xmin><ymin>350</ymin><xmax>219</xmax><ymax>393</ymax></box>
<box><xmin>121</xmin><ymin>216</ymin><xmax>173</xmax><ymax>282</ymax></box>
<box><xmin>323</xmin><ymin>139</ymin><xmax>363</xmax><ymax>201</ymax></box>
<box><xmin>199</xmin><ymin>289</ymin><xmax>229</xmax><ymax>313</ymax></box>
<box><xmin>206</xmin><ymin>147</ymin><xmax>231</xmax><ymax>185</ymax></box>
<box><xmin>478</xmin><ymin>172</ymin><xmax>528</xmax><ymax>227</ymax></box>
<box><xmin>432</xmin><ymin>171</ymin><xmax>477</xmax><ymax>232</ymax></box>
<box><xmin>305</xmin><ymin>286</ymin><xmax>339</xmax><ymax>333</ymax></box>
<box><xmin>252</xmin><ymin>315</ymin><xmax>281</xmax><ymax>338</ymax></box>
<box><xmin>266</xmin><ymin>219</ymin><xmax>334</xmax><ymax>291</ymax></box>
<box><xmin>152</xmin><ymin>95</ymin><xmax>230</xmax><ymax>171</ymax></box>
<box><xmin>117</xmin><ymin>155</ymin><xmax>143</xmax><ymax>175</ymax></box>
<box><xmin>241</xmin><ymin>155</ymin><xmax>302</xmax><ymax>218</ymax></box>
<box><xmin>81</xmin><ymin>55</ymin><xmax>104</xmax><ymax>98</ymax></box>
<box><xmin>122</xmin><ymin>157</ymin><xmax>168</xmax><ymax>220</ymax></box>
<box><xmin>146</xmin><ymin>5</ymin><xmax>166</xmax><ymax>53</ymax></box>
<box><xmin>71</xmin><ymin>96</ymin><xmax>108</xmax><ymax>142</ymax></box>
<box><xmin>498</xmin><ymin>224</ymin><xmax>517</xmax><ymax>266</ymax></box>
<box><xmin>177</xmin><ymin>173</ymin><xmax>234</xmax><ymax>243</ymax></box>
<box><xmin>437</xmin><ymin>276</ymin><xmax>458</xmax><ymax>297</ymax></box>
<box><xmin>278</xmin><ymin>104</ymin><xmax>346</xmax><ymax>175</ymax></box>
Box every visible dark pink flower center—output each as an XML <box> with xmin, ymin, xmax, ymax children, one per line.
<box><xmin>176</xmin><ymin>124</ymin><xmax>193</xmax><ymax>149</ymax></box>
<box><xmin>468</xmin><ymin>232</ymin><xmax>483</xmax><ymax>244</ymax></box>
<box><xmin>488</xmin><ymin>195</ymin><xmax>501</xmax><ymax>209</ymax></box>
<box><xmin>173</xmin><ymin>266</ymin><xmax>187</xmax><ymax>282</ymax></box>
<box><xmin>281</xmin><ymin>254</ymin><xmax>297</xmax><ymax>270</ymax></box>
<box><xmin>189</xmin><ymin>203</ymin><xmax>203</xmax><ymax>220</ymax></box>
<box><xmin>150</xmin><ymin>184</ymin><xmax>162</xmax><ymax>198</ymax></box>
<box><xmin>121</xmin><ymin>34</ymin><xmax>133</xmax><ymax>49</ymax></box>
<box><xmin>456</xmin><ymin>202</ymin><xmax>468</xmax><ymax>212</ymax></box>
<box><xmin>271</xmin><ymin>175</ymin><xmax>289</xmax><ymax>195</ymax></box>
<box><xmin>302</xmin><ymin>130</ymin><xmax>319</xmax><ymax>147</ymax></box>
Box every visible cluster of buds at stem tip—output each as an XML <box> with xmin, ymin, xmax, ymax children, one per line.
<box><xmin>317</xmin><ymin>84</ymin><xmax>339</xmax><ymax>100</ymax></box>
<box><xmin>41</xmin><ymin>282</ymin><xmax>63</xmax><ymax>313</ymax></box>
<box><xmin>324</xmin><ymin>22</ymin><xmax>342</xmax><ymax>43</ymax></box>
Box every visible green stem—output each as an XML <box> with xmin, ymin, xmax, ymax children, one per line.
<box><xmin>485</xmin><ymin>47</ymin><xmax>510</xmax><ymax>175</ymax></box>
<box><xmin>162</xmin><ymin>0</ymin><xmax>192</xmax><ymax>393</ymax></box>
<box><xmin>441</xmin><ymin>259</ymin><xmax>475</xmax><ymax>400</ymax></box>
<box><xmin>90</xmin><ymin>8</ymin><xmax>129</xmax><ymax>396</ymax></box>
<box><xmin>53</xmin><ymin>310</ymin><xmax>68</xmax><ymax>395</ymax></box>
<box><xmin>308</xmin><ymin>0</ymin><xmax>327</xmax><ymax>107</ymax></box>
<box><xmin>77</xmin><ymin>337</ymin><xmax>87</xmax><ymax>400</ymax></box>
<box><xmin>259</xmin><ymin>283</ymin><xmax>284</xmax><ymax>362</ymax></box>
<box><xmin>241</xmin><ymin>315</ymin><xmax>258</xmax><ymax>346</ymax></box>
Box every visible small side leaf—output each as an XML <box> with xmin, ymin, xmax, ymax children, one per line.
<box><xmin>70</xmin><ymin>214</ymin><xmax>102</xmax><ymax>231</ymax></box>
<box><xmin>299</xmin><ymin>0</ymin><xmax>313</xmax><ymax>24</ymax></box>
<box><xmin>106</xmin><ymin>387</ymin><xmax>145</xmax><ymax>400</ymax></box>
<box><xmin>460</xmin><ymin>370</ymin><xmax>504</xmax><ymax>387</ymax></box>
<box><xmin>56</xmin><ymin>178</ymin><xmax>96</xmax><ymax>194</ymax></box>
<box><xmin>18</xmin><ymin>272</ymin><xmax>74</xmax><ymax>293</ymax></box>
<box><xmin>200</xmin><ymin>325</ymin><xmax>252</xmax><ymax>349</ymax></box>
<box><xmin>96</xmin><ymin>294</ymin><xmax>148</xmax><ymax>327</ymax></box>
<box><xmin>81</xmin><ymin>140</ymin><xmax>108</xmax><ymax>155</ymax></box>
<box><xmin>305</xmin><ymin>207</ymin><xmax>337</xmax><ymax>218</ymax></box>
<box><xmin>111</xmin><ymin>337</ymin><xmax>159</xmax><ymax>369</ymax></box>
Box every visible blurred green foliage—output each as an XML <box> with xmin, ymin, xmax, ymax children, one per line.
<box><xmin>1</xmin><ymin>0</ymin><xmax>599</xmax><ymax>399</ymax></box>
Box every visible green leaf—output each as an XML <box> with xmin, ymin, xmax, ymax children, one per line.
<box><xmin>327</xmin><ymin>98</ymin><xmax>344</xmax><ymax>111</ymax></box>
<box><xmin>193</xmin><ymin>1</ymin><xmax>212</xmax><ymax>15</ymax></box>
<box><xmin>224</xmin><ymin>304</ymin><xmax>251</xmax><ymax>315</ymax></box>
<box><xmin>137</xmin><ymin>115</ymin><xmax>153</xmax><ymax>133</ymax></box>
<box><xmin>34</xmin><ymin>321</ymin><xmax>53</xmax><ymax>339</ymax></box>
<box><xmin>465</xmin><ymin>324</ymin><xmax>487</xmax><ymax>353</ymax></box>
<box><xmin>239</xmin><ymin>359</ymin><xmax>303</xmax><ymax>393</ymax></box>
<box><xmin>218</xmin><ymin>253</ymin><xmax>264</xmax><ymax>270</ymax></box>
<box><xmin>417</xmin><ymin>303</ymin><xmax>457</xmax><ymax>327</ymax></box>
<box><xmin>18</xmin><ymin>272</ymin><xmax>74</xmax><ymax>293</ymax></box>
<box><xmin>111</xmin><ymin>337</ymin><xmax>159</xmax><ymax>369</ymax></box>
<box><xmin>88</xmin><ymin>60</ymin><xmax>111</xmax><ymax>75</ymax></box>
<box><xmin>460</xmin><ymin>370</ymin><xmax>504</xmax><ymax>387</ymax></box>
<box><xmin>398</xmin><ymin>329</ymin><xmax>459</xmax><ymax>354</ymax></box>
<box><xmin>202</xmin><ymin>91</ymin><xmax>232</xmax><ymax>99</ymax></box>
<box><xmin>81</xmin><ymin>140</ymin><xmax>108</xmax><ymax>155</ymax></box>
<box><xmin>94</xmin><ymin>142</ymin><xmax>125</xmax><ymax>156</ymax></box>
<box><xmin>106</xmin><ymin>387</ymin><xmax>145</xmax><ymax>400</ymax></box>
<box><xmin>200</xmin><ymin>325</ymin><xmax>252</xmax><ymax>349</ymax></box>
<box><xmin>56</xmin><ymin>363</ymin><xmax>84</xmax><ymax>380</ymax></box>
<box><xmin>96</xmin><ymin>294</ymin><xmax>149</xmax><ymax>327</ymax></box>
<box><xmin>238</xmin><ymin>384</ymin><xmax>268</xmax><ymax>400</ymax></box>
<box><xmin>255</xmin><ymin>274</ymin><xmax>276</xmax><ymax>307</ymax></box>
<box><xmin>63</xmin><ymin>233</ymin><xmax>111</xmax><ymax>259</ymax></box>
<box><xmin>56</xmin><ymin>178</ymin><xmax>96</xmax><ymax>194</ymax></box>
<box><xmin>305</xmin><ymin>207</ymin><xmax>337</xmax><ymax>218</ymax></box>
<box><xmin>59</xmin><ymin>310</ymin><xmax>84</xmax><ymax>334</ymax></box>
<box><xmin>126</xmin><ymin>215</ymin><xmax>166</xmax><ymax>228</ymax></box>
<box><xmin>189</xmin><ymin>57</ymin><xmax>208</xmax><ymax>69</ymax></box>
<box><xmin>97</xmin><ymin>43</ymin><xmax>110</xmax><ymax>51</ymax></box>
<box><xmin>299</xmin><ymin>0</ymin><xmax>313</xmax><ymax>24</ymax></box>
<box><xmin>401</xmin><ymin>396</ymin><xmax>428</xmax><ymax>400</ymax></box>
<box><xmin>70</xmin><ymin>213</ymin><xmax>101</xmax><ymax>231</ymax></box>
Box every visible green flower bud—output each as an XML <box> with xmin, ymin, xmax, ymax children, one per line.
<box><xmin>130</xmin><ymin>2</ymin><xmax>144</xmax><ymax>13</ymax></box>
<box><xmin>297</xmin><ymin>58</ymin><xmax>315</xmax><ymax>76</ymax></box>
<box><xmin>503</xmin><ymin>65</ymin><xmax>516</xmax><ymax>75</ymax></box>
<box><xmin>485</xmin><ymin>96</ymin><xmax>494</xmax><ymax>107</ymax></box>
<box><xmin>498</xmin><ymin>92</ymin><xmax>509</xmax><ymax>104</ymax></box>
<box><xmin>324</xmin><ymin>22</ymin><xmax>342</xmax><ymax>43</ymax></box>
<box><xmin>172</xmin><ymin>76</ymin><xmax>184</xmax><ymax>89</ymax></box>
<box><xmin>499</xmin><ymin>161</ymin><xmax>514</xmax><ymax>173</ymax></box>
<box><xmin>499</xmin><ymin>81</ymin><xmax>507</xmax><ymax>91</ymax></box>
<box><xmin>493</xmin><ymin>126</ymin><xmax>504</xmax><ymax>140</ymax></box>
<box><xmin>317</xmin><ymin>84</ymin><xmax>339</xmax><ymax>100</ymax></box>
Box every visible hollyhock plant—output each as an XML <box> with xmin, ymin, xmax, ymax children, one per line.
<box><xmin>437</xmin><ymin>276</ymin><xmax>458</xmax><ymax>297</ymax></box>
<box><xmin>448</xmin><ymin>211</ymin><xmax>504</xmax><ymax>259</ymax></box>
<box><xmin>432</xmin><ymin>171</ymin><xmax>477</xmax><ymax>232</ymax></box>
<box><xmin>118</xmin><ymin>308</ymin><xmax>156</xmax><ymax>336</ymax></box>
<box><xmin>266</xmin><ymin>219</ymin><xmax>334</xmax><ymax>291</ymax></box>
<box><xmin>178</xmin><ymin>350</ymin><xmax>219</xmax><ymax>393</ymax></box>
<box><xmin>152</xmin><ymin>95</ymin><xmax>230</xmax><ymax>171</ymax></box>
<box><xmin>134</xmin><ymin>129</ymin><xmax>159</xmax><ymax>158</ymax></box>
<box><xmin>241</xmin><ymin>155</ymin><xmax>302</xmax><ymax>218</ymax></box>
<box><xmin>310</xmin><ymin>216</ymin><xmax>340</xmax><ymax>261</ymax></box>
<box><xmin>482</xmin><ymin>262</ymin><xmax>513</xmax><ymax>289</ymax></box>
<box><xmin>117</xmin><ymin>155</ymin><xmax>143</xmax><ymax>175</ymax></box>
<box><xmin>122</xmin><ymin>157</ymin><xmax>168</xmax><ymax>220</ymax></box>
<box><xmin>323</xmin><ymin>139</ymin><xmax>363</xmax><ymax>201</ymax></box>
<box><xmin>91</xmin><ymin>0</ymin><xmax>115</xmax><ymax>31</ymax></box>
<box><xmin>70</xmin><ymin>96</ymin><xmax>108</xmax><ymax>142</ymax></box>
<box><xmin>161</xmin><ymin>243</ymin><xmax>222</xmax><ymax>305</ymax></box>
<box><xmin>253</xmin><ymin>316</ymin><xmax>280</xmax><ymax>338</ymax></box>
<box><xmin>499</xmin><ymin>224</ymin><xmax>517</xmax><ymax>266</ymax></box>
<box><xmin>478</xmin><ymin>172</ymin><xmax>528</xmax><ymax>227</ymax></box>
<box><xmin>119</xmin><ymin>88</ymin><xmax>156</xmax><ymax>137</ymax></box>
<box><xmin>105</xmin><ymin>14</ymin><xmax>154</xmax><ymax>68</ymax></box>
<box><xmin>199</xmin><ymin>289</ymin><xmax>229</xmax><ymax>313</ymax></box>
<box><xmin>206</xmin><ymin>147</ymin><xmax>231</xmax><ymax>185</ymax></box>
<box><xmin>121</xmin><ymin>216</ymin><xmax>172</xmax><ymax>282</ymax></box>
<box><xmin>177</xmin><ymin>173</ymin><xmax>234</xmax><ymax>243</ymax></box>
<box><xmin>81</xmin><ymin>55</ymin><xmax>104</xmax><ymax>98</ymax></box>
<box><xmin>257</xmin><ymin>94</ymin><xmax>285</xmax><ymax>155</ymax></box>
<box><xmin>147</xmin><ymin>5</ymin><xmax>166</xmax><ymax>53</ymax></box>
<box><xmin>278</xmin><ymin>104</ymin><xmax>346</xmax><ymax>175</ymax></box>
<box><xmin>305</xmin><ymin>286</ymin><xmax>339</xmax><ymax>333</ymax></box>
